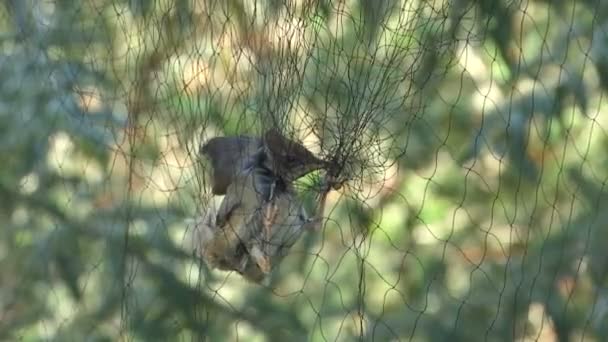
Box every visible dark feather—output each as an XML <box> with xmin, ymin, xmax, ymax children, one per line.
<box><xmin>200</xmin><ymin>136</ymin><xmax>263</xmax><ymax>195</ymax></box>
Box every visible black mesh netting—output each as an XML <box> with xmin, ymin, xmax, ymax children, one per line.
<box><xmin>2</xmin><ymin>0</ymin><xmax>608</xmax><ymax>340</ymax></box>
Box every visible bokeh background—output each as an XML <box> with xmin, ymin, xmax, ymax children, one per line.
<box><xmin>2</xmin><ymin>0</ymin><xmax>608</xmax><ymax>341</ymax></box>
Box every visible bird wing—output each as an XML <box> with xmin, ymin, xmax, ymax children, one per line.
<box><xmin>200</xmin><ymin>135</ymin><xmax>263</xmax><ymax>195</ymax></box>
<box><xmin>214</xmin><ymin>170</ymin><xmax>259</xmax><ymax>229</ymax></box>
<box><xmin>215</xmin><ymin>192</ymin><xmax>241</xmax><ymax>229</ymax></box>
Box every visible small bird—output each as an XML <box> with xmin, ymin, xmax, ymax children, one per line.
<box><xmin>201</xmin><ymin>129</ymin><xmax>328</xmax><ymax>195</ymax></box>
<box><xmin>198</xmin><ymin>129</ymin><xmax>330</xmax><ymax>282</ymax></box>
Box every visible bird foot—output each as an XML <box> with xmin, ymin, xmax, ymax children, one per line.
<box><xmin>262</xmin><ymin>202</ymin><xmax>279</xmax><ymax>237</ymax></box>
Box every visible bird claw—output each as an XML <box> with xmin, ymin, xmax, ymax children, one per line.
<box><xmin>262</xmin><ymin>202</ymin><xmax>279</xmax><ymax>236</ymax></box>
<box><xmin>261</xmin><ymin>180</ymin><xmax>280</xmax><ymax>236</ymax></box>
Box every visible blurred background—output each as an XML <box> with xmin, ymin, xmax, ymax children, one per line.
<box><xmin>1</xmin><ymin>0</ymin><xmax>608</xmax><ymax>340</ymax></box>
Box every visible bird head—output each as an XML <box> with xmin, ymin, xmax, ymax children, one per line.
<box><xmin>262</xmin><ymin>129</ymin><xmax>330</xmax><ymax>183</ymax></box>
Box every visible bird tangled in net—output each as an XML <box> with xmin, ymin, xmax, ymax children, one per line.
<box><xmin>194</xmin><ymin>128</ymin><xmax>346</xmax><ymax>283</ymax></box>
